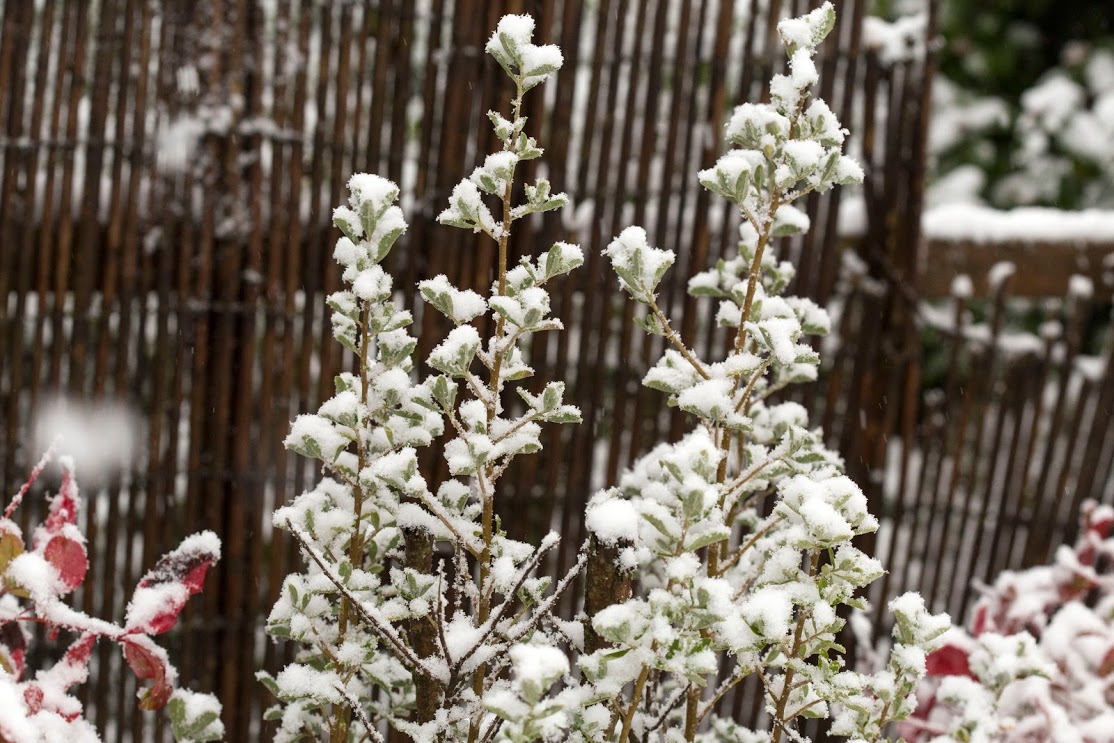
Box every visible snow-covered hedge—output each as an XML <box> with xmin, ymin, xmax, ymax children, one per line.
<box><xmin>0</xmin><ymin>446</ymin><xmax>222</xmax><ymax>742</ymax></box>
<box><xmin>263</xmin><ymin>5</ymin><xmax>951</xmax><ymax>742</ymax></box>
<box><xmin>902</xmin><ymin>500</ymin><xmax>1114</xmax><ymax>742</ymax></box>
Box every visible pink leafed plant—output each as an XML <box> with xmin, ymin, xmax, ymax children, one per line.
<box><xmin>902</xmin><ymin>500</ymin><xmax>1114</xmax><ymax>742</ymax></box>
<box><xmin>0</xmin><ymin>446</ymin><xmax>223</xmax><ymax>742</ymax></box>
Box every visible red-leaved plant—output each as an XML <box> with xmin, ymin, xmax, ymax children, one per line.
<box><xmin>901</xmin><ymin>500</ymin><xmax>1114</xmax><ymax>741</ymax></box>
<box><xmin>0</xmin><ymin>446</ymin><xmax>223</xmax><ymax>742</ymax></box>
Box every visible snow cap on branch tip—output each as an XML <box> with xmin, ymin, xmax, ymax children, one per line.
<box><xmin>347</xmin><ymin>173</ymin><xmax>399</xmax><ymax>213</ymax></box>
<box><xmin>604</xmin><ymin>226</ymin><xmax>676</xmax><ymax>300</ymax></box>
<box><xmin>777</xmin><ymin>1</ymin><xmax>836</xmax><ymax>52</ymax></box>
<box><xmin>486</xmin><ymin>14</ymin><xmax>564</xmax><ymax>90</ymax></box>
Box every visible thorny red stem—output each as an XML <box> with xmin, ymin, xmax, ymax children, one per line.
<box><xmin>4</xmin><ymin>443</ymin><xmax>59</xmax><ymax>521</ymax></box>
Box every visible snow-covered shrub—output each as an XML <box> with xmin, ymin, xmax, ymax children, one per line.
<box><xmin>0</xmin><ymin>446</ymin><xmax>223</xmax><ymax>742</ymax></box>
<box><xmin>263</xmin><ymin>6</ymin><xmax>952</xmax><ymax>742</ymax></box>
<box><xmin>576</xmin><ymin>4</ymin><xmax>951</xmax><ymax>741</ymax></box>
<box><xmin>902</xmin><ymin>500</ymin><xmax>1114</xmax><ymax>742</ymax></box>
<box><xmin>262</xmin><ymin>13</ymin><xmax>585</xmax><ymax>742</ymax></box>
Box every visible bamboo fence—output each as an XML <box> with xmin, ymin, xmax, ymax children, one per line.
<box><xmin>0</xmin><ymin>0</ymin><xmax>1112</xmax><ymax>739</ymax></box>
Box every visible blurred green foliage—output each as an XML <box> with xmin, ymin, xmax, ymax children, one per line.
<box><xmin>926</xmin><ymin>0</ymin><xmax>1114</xmax><ymax>209</ymax></box>
<box><xmin>939</xmin><ymin>0</ymin><xmax>1114</xmax><ymax>100</ymax></box>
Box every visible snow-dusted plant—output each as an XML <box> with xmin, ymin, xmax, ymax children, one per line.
<box><xmin>262</xmin><ymin>13</ymin><xmax>585</xmax><ymax>742</ymax></box>
<box><xmin>0</xmin><ymin>446</ymin><xmax>223</xmax><ymax>742</ymax></box>
<box><xmin>901</xmin><ymin>500</ymin><xmax>1114</xmax><ymax>742</ymax></box>
<box><xmin>575</xmin><ymin>4</ymin><xmax>951</xmax><ymax>741</ymax></box>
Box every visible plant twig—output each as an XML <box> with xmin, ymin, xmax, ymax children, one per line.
<box><xmin>769</xmin><ymin>550</ymin><xmax>820</xmax><ymax>743</ymax></box>
<box><xmin>286</xmin><ymin>524</ymin><xmax>432</xmax><ymax>676</ymax></box>
<box><xmin>618</xmin><ymin>661</ymin><xmax>653</xmax><ymax>742</ymax></box>
<box><xmin>335</xmin><ymin>684</ymin><xmax>386</xmax><ymax>743</ymax></box>
<box><xmin>647</xmin><ymin>296</ymin><xmax>710</xmax><ymax>380</ymax></box>
<box><xmin>717</xmin><ymin>517</ymin><xmax>785</xmax><ymax>577</ymax></box>
<box><xmin>4</xmin><ymin>442</ymin><xmax>57</xmax><ymax>519</ymax></box>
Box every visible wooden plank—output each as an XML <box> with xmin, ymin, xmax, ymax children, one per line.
<box><xmin>918</xmin><ymin>238</ymin><xmax>1114</xmax><ymax>298</ymax></box>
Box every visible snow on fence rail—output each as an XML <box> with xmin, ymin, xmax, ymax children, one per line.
<box><xmin>918</xmin><ymin>204</ymin><xmax>1114</xmax><ymax>298</ymax></box>
<box><xmin>840</xmin><ymin>199</ymin><xmax>1114</xmax><ymax>297</ymax></box>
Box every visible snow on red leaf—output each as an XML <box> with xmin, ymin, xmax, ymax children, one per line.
<box><xmin>64</xmin><ymin>633</ymin><xmax>97</xmax><ymax>668</ymax></box>
<box><xmin>1082</xmin><ymin>501</ymin><xmax>1114</xmax><ymax>539</ymax></box>
<box><xmin>23</xmin><ymin>684</ymin><xmax>43</xmax><ymax>713</ymax></box>
<box><xmin>126</xmin><ymin>532</ymin><xmax>220</xmax><ymax>635</ymax></box>
<box><xmin>42</xmin><ymin>467</ymin><xmax>79</xmax><ymax>535</ymax></box>
<box><xmin>122</xmin><ymin>636</ymin><xmax>176</xmax><ymax>711</ymax></box>
<box><xmin>925</xmin><ymin>643</ymin><xmax>974</xmax><ymax>678</ymax></box>
<box><xmin>127</xmin><ymin>583</ymin><xmax>189</xmax><ymax>636</ymax></box>
<box><xmin>0</xmin><ymin>451</ymin><xmax>217</xmax><ymax>735</ymax></box>
<box><xmin>43</xmin><ymin>535</ymin><xmax>88</xmax><ymax>593</ymax></box>
<box><xmin>1058</xmin><ymin>572</ymin><xmax>1096</xmax><ymax>603</ymax></box>
<box><xmin>136</xmin><ymin>532</ymin><xmax>220</xmax><ymax>593</ymax></box>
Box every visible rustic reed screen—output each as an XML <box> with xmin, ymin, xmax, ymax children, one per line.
<box><xmin>1</xmin><ymin>0</ymin><xmax>1112</xmax><ymax>740</ymax></box>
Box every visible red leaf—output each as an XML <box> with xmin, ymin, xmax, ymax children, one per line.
<box><xmin>44</xmin><ymin>535</ymin><xmax>88</xmax><ymax>593</ymax></box>
<box><xmin>180</xmin><ymin>561</ymin><xmax>212</xmax><ymax>594</ymax></box>
<box><xmin>121</xmin><ymin>636</ymin><xmax>175</xmax><ymax>711</ymax></box>
<box><xmin>23</xmin><ymin>684</ymin><xmax>43</xmax><ymax>713</ymax></box>
<box><xmin>971</xmin><ymin>605</ymin><xmax>989</xmax><ymax>636</ymax></box>
<box><xmin>926</xmin><ymin>644</ymin><xmax>974</xmax><ymax>678</ymax></box>
<box><xmin>127</xmin><ymin>584</ymin><xmax>189</xmax><ymax>635</ymax></box>
<box><xmin>1058</xmin><ymin>572</ymin><xmax>1095</xmax><ymax>603</ymax></box>
<box><xmin>33</xmin><ymin>634</ymin><xmax>97</xmax><ymax>703</ymax></box>
<box><xmin>1099</xmin><ymin>646</ymin><xmax>1114</xmax><ymax>677</ymax></box>
<box><xmin>0</xmin><ymin>621</ymin><xmax>28</xmax><ymax>679</ymax></box>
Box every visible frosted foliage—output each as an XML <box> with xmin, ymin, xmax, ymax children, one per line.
<box><xmin>490</xmin><ymin>14</ymin><xmax>533</xmax><ymax>50</ymax></box>
<box><xmin>583</xmin><ymin>5</ymin><xmax>946</xmax><ymax>743</ymax></box>
<box><xmin>169</xmin><ymin>689</ymin><xmax>225</xmax><ymax>743</ymax></box>
<box><xmin>438</xmin><ymin>179</ymin><xmax>498</xmax><ymax>235</ymax></box>
<box><xmin>777</xmin><ymin>2</ymin><xmax>836</xmax><ymax>50</ymax></box>
<box><xmin>520</xmin><ymin>44</ymin><xmax>564</xmax><ymax>78</ymax></box>
<box><xmin>0</xmin><ymin>450</ymin><xmax>221</xmax><ymax>743</ymax></box>
<box><xmin>789</xmin><ymin>49</ymin><xmax>819</xmax><ymax>88</ymax></box>
<box><xmin>348</xmin><ymin>173</ymin><xmax>399</xmax><ymax>213</ymax></box>
<box><xmin>266</xmin><ymin>13</ymin><xmax>586</xmax><ymax>742</ymax></box>
<box><xmin>604</xmin><ymin>226</ymin><xmax>676</xmax><ymax>301</ymax></box>
<box><xmin>486</xmin><ymin>13</ymin><xmax>564</xmax><ymax>91</ymax></box>
<box><xmin>902</xmin><ymin>503</ymin><xmax>1114</xmax><ymax>743</ymax></box>
<box><xmin>727</xmin><ymin>104</ymin><xmax>790</xmax><ymax>148</ymax></box>
<box><xmin>265</xmin><ymin>6</ymin><xmax>949</xmax><ymax>742</ymax></box>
